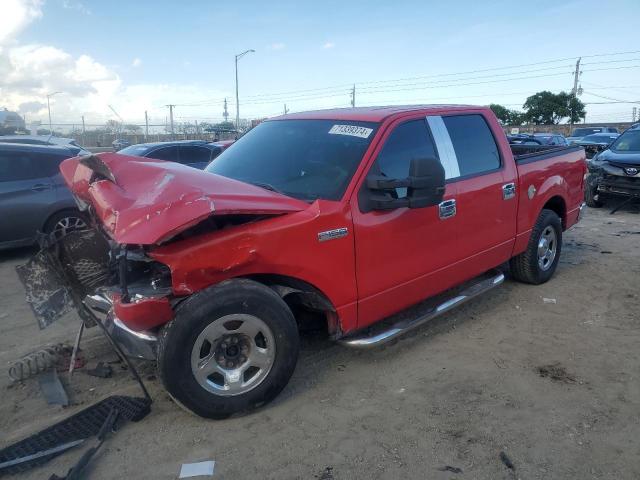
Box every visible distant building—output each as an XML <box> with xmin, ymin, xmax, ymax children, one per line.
<box><xmin>0</xmin><ymin>108</ymin><xmax>26</xmax><ymax>132</ymax></box>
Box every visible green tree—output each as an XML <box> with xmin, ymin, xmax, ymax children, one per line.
<box><xmin>489</xmin><ymin>104</ymin><xmax>524</xmax><ymax>125</ymax></box>
<box><xmin>522</xmin><ymin>91</ymin><xmax>586</xmax><ymax>125</ymax></box>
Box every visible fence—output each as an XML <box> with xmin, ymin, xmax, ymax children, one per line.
<box><xmin>503</xmin><ymin>121</ymin><xmax>635</xmax><ymax>136</ymax></box>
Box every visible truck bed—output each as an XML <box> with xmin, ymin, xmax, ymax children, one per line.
<box><xmin>511</xmin><ymin>144</ymin><xmax>583</xmax><ymax>163</ymax></box>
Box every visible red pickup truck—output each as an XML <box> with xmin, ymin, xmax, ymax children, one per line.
<box><xmin>21</xmin><ymin>105</ymin><xmax>586</xmax><ymax>418</ymax></box>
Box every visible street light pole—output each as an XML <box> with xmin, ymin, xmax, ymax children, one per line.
<box><xmin>46</xmin><ymin>91</ymin><xmax>62</xmax><ymax>135</ymax></box>
<box><xmin>235</xmin><ymin>49</ymin><xmax>255</xmax><ymax>132</ymax></box>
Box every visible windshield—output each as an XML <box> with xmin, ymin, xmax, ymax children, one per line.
<box><xmin>206</xmin><ymin>119</ymin><xmax>378</xmax><ymax>201</ymax></box>
<box><xmin>610</xmin><ymin>129</ymin><xmax>640</xmax><ymax>152</ymax></box>
<box><xmin>119</xmin><ymin>145</ymin><xmax>152</xmax><ymax>156</ymax></box>
<box><xmin>582</xmin><ymin>134</ymin><xmax>617</xmax><ymax>143</ymax></box>
<box><xmin>572</xmin><ymin>128</ymin><xmax>603</xmax><ymax>137</ymax></box>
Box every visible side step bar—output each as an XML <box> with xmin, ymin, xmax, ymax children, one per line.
<box><xmin>338</xmin><ymin>270</ymin><xmax>505</xmax><ymax>349</ymax></box>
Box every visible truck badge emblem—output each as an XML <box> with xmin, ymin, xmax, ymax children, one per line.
<box><xmin>318</xmin><ymin>228</ymin><xmax>348</xmax><ymax>242</ymax></box>
<box><xmin>527</xmin><ymin>185</ymin><xmax>536</xmax><ymax>199</ymax></box>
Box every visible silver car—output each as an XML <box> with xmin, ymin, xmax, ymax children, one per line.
<box><xmin>0</xmin><ymin>143</ymin><xmax>87</xmax><ymax>250</ymax></box>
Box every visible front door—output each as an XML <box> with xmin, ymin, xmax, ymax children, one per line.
<box><xmin>351</xmin><ymin>118</ymin><xmax>460</xmax><ymax>329</ymax></box>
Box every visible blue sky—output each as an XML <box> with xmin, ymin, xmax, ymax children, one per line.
<box><xmin>2</xmin><ymin>0</ymin><xmax>639</xmax><ymax>126</ymax></box>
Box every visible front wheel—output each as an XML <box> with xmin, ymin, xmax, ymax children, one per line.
<box><xmin>510</xmin><ymin>209</ymin><xmax>562</xmax><ymax>285</ymax></box>
<box><xmin>157</xmin><ymin>279</ymin><xmax>299</xmax><ymax>419</ymax></box>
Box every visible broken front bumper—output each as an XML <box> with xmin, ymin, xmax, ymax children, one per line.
<box><xmin>85</xmin><ymin>294</ymin><xmax>158</xmax><ymax>360</ymax></box>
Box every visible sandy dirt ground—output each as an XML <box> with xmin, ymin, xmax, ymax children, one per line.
<box><xmin>1</xmin><ymin>205</ymin><xmax>639</xmax><ymax>480</ymax></box>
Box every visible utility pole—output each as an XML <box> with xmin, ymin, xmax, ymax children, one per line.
<box><xmin>81</xmin><ymin>116</ymin><xmax>86</xmax><ymax>146</ymax></box>
<box><xmin>570</xmin><ymin>58</ymin><xmax>581</xmax><ymax>131</ymax></box>
<box><xmin>633</xmin><ymin>107</ymin><xmax>638</xmax><ymax>122</ymax></box>
<box><xmin>235</xmin><ymin>49</ymin><xmax>255</xmax><ymax>132</ymax></box>
<box><xmin>144</xmin><ymin>110</ymin><xmax>149</xmax><ymax>140</ymax></box>
<box><xmin>166</xmin><ymin>104</ymin><xmax>175</xmax><ymax>137</ymax></box>
<box><xmin>46</xmin><ymin>91</ymin><xmax>62</xmax><ymax>135</ymax></box>
<box><xmin>283</xmin><ymin>104</ymin><xmax>289</xmax><ymax>115</ymax></box>
<box><xmin>350</xmin><ymin>84</ymin><xmax>356</xmax><ymax>107</ymax></box>
<box><xmin>223</xmin><ymin>98</ymin><xmax>229</xmax><ymax>123</ymax></box>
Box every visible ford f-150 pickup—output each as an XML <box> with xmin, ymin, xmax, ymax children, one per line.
<box><xmin>18</xmin><ymin>105</ymin><xmax>587</xmax><ymax>418</ymax></box>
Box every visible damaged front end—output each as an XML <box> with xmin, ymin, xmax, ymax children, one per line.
<box><xmin>16</xmin><ymin>228</ymin><xmax>173</xmax><ymax>360</ymax></box>
<box><xmin>588</xmin><ymin>157</ymin><xmax>640</xmax><ymax>199</ymax></box>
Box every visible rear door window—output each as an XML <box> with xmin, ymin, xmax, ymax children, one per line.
<box><xmin>442</xmin><ymin>114</ymin><xmax>500</xmax><ymax>177</ymax></box>
<box><xmin>148</xmin><ymin>146</ymin><xmax>179</xmax><ymax>162</ymax></box>
<box><xmin>178</xmin><ymin>146</ymin><xmax>213</xmax><ymax>164</ymax></box>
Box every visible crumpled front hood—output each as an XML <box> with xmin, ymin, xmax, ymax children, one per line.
<box><xmin>596</xmin><ymin>149</ymin><xmax>640</xmax><ymax>165</ymax></box>
<box><xmin>60</xmin><ymin>153</ymin><xmax>307</xmax><ymax>245</ymax></box>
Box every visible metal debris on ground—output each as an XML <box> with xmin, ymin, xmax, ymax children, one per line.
<box><xmin>499</xmin><ymin>451</ymin><xmax>515</xmax><ymax>470</ymax></box>
<box><xmin>542</xmin><ymin>298</ymin><xmax>557</xmax><ymax>304</ymax></box>
<box><xmin>0</xmin><ymin>396</ymin><xmax>151</xmax><ymax>475</ymax></box>
<box><xmin>438</xmin><ymin>465</ymin><xmax>463</xmax><ymax>473</ymax></box>
<box><xmin>38</xmin><ymin>370</ymin><xmax>69</xmax><ymax>406</ymax></box>
<box><xmin>179</xmin><ymin>460</ymin><xmax>216</xmax><ymax>478</ymax></box>
<box><xmin>86</xmin><ymin>362</ymin><xmax>113</xmax><ymax>379</ymax></box>
<box><xmin>317</xmin><ymin>466</ymin><xmax>334</xmax><ymax>480</ymax></box>
<box><xmin>8</xmin><ymin>345</ymin><xmax>69</xmax><ymax>382</ymax></box>
<box><xmin>536</xmin><ymin>363</ymin><xmax>577</xmax><ymax>383</ymax></box>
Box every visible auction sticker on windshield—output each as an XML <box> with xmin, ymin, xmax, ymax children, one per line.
<box><xmin>328</xmin><ymin>124</ymin><xmax>373</xmax><ymax>138</ymax></box>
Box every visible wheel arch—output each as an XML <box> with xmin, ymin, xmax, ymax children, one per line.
<box><xmin>41</xmin><ymin>207</ymin><xmax>86</xmax><ymax>232</ymax></box>
<box><xmin>541</xmin><ymin>195</ymin><xmax>567</xmax><ymax>229</ymax></box>
<box><xmin>244</xmin><ymin>274</ymin><xmax>340</xmax><ymax>338</ymax></box>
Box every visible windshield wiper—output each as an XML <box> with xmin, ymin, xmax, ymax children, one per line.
<box><xmin>249</xmin><ymin>181</ymin><xmax>285</xmax><ymax>195</ymax></box>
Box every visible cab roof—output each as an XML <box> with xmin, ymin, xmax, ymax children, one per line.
<box><xmin>271</xmin><ymin>105</ymin><xmax>483</xmax><ymax>123</ymax></box>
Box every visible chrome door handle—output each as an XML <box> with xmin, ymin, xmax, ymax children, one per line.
<box><xmin>502</xmin><ymin>183</ymin><xmax>516</xmax><ymax>200</ymax></box>
<box><xmin>439</xmin><ymin>199</ymin><xmax>456</xmax><ymax>219</ymax></box>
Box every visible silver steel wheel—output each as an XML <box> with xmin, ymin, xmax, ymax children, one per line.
<box><xmin>537</xmin><ymin>225</ymin><xmax>557</xmax><ymax>271</ymax></box>
<box><xmin>52</xmin><ymin>216</ymin><xmax>87</xmax><ymax>240</ymax></box>
<box><xmin>190</xmin><ymin>314</ymin><xmax>276</xmax><ymax>397</ymax></box>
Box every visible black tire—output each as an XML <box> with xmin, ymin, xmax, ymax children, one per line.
<box><xmin>585</xmin><ymin>184</ymin><xmax>604</xmax><ymax>208</ymax></box>
<box><xmin>157</xmin><ymin>279</ymin><xmax>299</xmax><ymax>419</ymax></box>
<box><xmin>510</xmin><ymin>209</ymin><xmax>562</xmax><ymax>285</ymax></box>
<box><xmin>43</xmin><ymin>209</ymin><xmax>88</xmax><ymax>240</ymax></box>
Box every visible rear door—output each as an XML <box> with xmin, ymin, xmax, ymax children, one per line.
<box><xmin>147</xmin><ymin>146</ymin><xmax>179</xmax><ymax>163</ymax></box>
<box><xmin>0</xmin><ymin>150</ymin><xmax>59</xmax><ymax>245</ymax></box>
<box><xmin>438</xmin><ymin>113</ymin><xmax>518</xmax><ymax>274</ymax></box>
<box><xmin>178</xmin><ymin>145</ymin><xmax>215</xmax><ymax>169</ymax></box>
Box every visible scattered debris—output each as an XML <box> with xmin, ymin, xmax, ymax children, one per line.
<box><xmin>542</xmin><ymin>298</ymin><xmax>557</xmax><ymax>304</ymax></box>
<box><xmin>493</xmin><ymin>357</ymin><xmax>507</xmax><ymax>369</ymax></box>
<box><xmin>0</xmin><ymin>396</ymin><xmax>151</xmax><ymax>475</ymax></box>
<box><xmin>600</xmin><ymin>250</ymin><xmax>613</xmax><ymax>254</ymax></box>
<box><xmin>8</xmin><ymin>345</ymin><xmax>69</xmax><ymax>382</ymax></box>
<box><xmin>317</xmin><ymin>466</ymin><xmax>334</xmax><ymax>480</ymax></box>
<box><xmin>536</xmin><ymin>363</ymin><xmax>577</xmax><ymax>383</ymax></box>
<box><xmin>438</xmin><ymin>465</ymin><xmax>463</xmax><ymax>474</ymax></box>
<box><xmin>0</xmin><ymin>440</ymin><xmax>84</xmax><ymax>471</ymax></box>
<box><xmin>179</xmin><ymin>460</ymin><xmax>216</xmax><ymax>478</ymax></box>
<box><xmin>499</xmin><ymin>451</ymin><xmax>515</xmax><ymax>470</ymax></box>
<box><xmin>86</xmin><ymin>362</ymin><xmax>113</xmax><ymax>379</ymax></box>
<box><xmin>618</xmin><ymin>230</ymin><xmax>640</xmax><ymax>235</ymax></box>
<box><xmin>38</xmin><ymin>370</ymin><xmax>69</xmax><ymax>406</ymax></box>
<box><xmin>50</xmin><ymin>408</ymin><xmax>120</xmax><ymax>480</ymax></box>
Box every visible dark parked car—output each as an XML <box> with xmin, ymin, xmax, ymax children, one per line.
<box><xmin>112</xmin><ymin>138</ymin><xmax>131</xmax><ymax>151</ymax></box>
<box><xmin>0</xmin><ymin>143</ymin><xmax>87</xmax><ymax>250</ymax></box>
<box><xmin>118</xmin><ymin>140</ymin><xmax>226</xmax><ymax>169</ymax></box>
<box><xmin>575</xmin><ymin>133</ymin><xmax>620</xmax><ymax>159</ymax></box>
<box><xmin>0</xmin><ymin>135</ymin><xmax>89</xmax><ymax>155</ymax></box>
<box><xmin>585</xmin><ymin>128</ymin><xmax>640</xmax><ymax>208</ymax></box>
<box><xmin>567</xmin><ymin>126</ymin><xmax>618</xmax><ymax>144</ymax></box>
<box><xmin>507</xmin><ymin>134</ymin><xmax>542</xmax><ymax>145</ymax></box>
<box><xmin>533</xmin><ymin>133</ymin><xmax>569</xmax><ymax>146</ymax></box>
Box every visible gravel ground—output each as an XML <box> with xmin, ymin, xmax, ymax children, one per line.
<box><xmin>1</xmin><ymin>205</ymin><xmax>639</xmax><ymax>480</ymax></box>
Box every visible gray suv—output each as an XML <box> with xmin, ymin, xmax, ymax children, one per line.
<box><xmin>0</xmin><ymin>143</ymin><xmax>87</xmax><ymax>250</ymax></box>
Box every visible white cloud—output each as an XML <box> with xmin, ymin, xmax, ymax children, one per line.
<box><xmin>268</xmin><ymin>42</ymin><xmax>285</xmax><ymax>50</ymax></box>
<box><xmin>0</xmin><ymin>0</ymin><xmax>43</xmax><ymax>45</ymax></box>
<box><xmin>322</xmin><ymin>42</ymin><xmax>335</xmax><ymax>49</ymax></box>
<box><xmin>132</xmin><ymin>57</ymin><xmax>141</xmax><ymax>67</ymax></box>
<box><xmin>62</xmin><ymin>0</ymin><xmax>91</xmax><ymax>15</ymax></box>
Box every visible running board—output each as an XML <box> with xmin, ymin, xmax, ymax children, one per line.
<box><xmin>338</xmin><ymin>270</ymin><xmax>505</xmax><ymax>349</ymax></box>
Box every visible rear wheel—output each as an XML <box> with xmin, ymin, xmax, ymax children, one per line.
<box><xmin>157</xmin><ymin>279</ymin><xmax>299</xmax><ymax>419</ymax></box>
<box><xmin>510</xmin><ymin>209</ymin><xmax>562</xmax><ymax>285</ymax></box>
